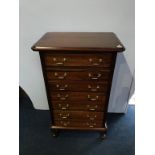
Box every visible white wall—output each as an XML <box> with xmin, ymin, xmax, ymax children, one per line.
<box><xmin>19</xmin><ymin>0</ymin><xmax>135</xmax><ymax>112</ymax></box>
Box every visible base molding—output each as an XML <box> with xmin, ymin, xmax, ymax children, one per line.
<box><xmin>51</xmin><ymin>124</ymin><xmax>107</xmax><ymax>140</ymax></box>
<box><xmin>51</xmin><ymin>123</ymin><xmax>107</xmax><ymax>132</ymax></box>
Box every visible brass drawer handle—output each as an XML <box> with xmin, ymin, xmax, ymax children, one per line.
<box><xmin>58</xmin><ymin>103</ymin><xmax>69</xmax><ymax>110</ymax></box>
<box><xmin>53</xmin><ymin>57</ymin><xmax>67</xmax><ymax>65</ymax></box>
<box><xmin>88</xmin><ymin>73</ymin><xmax>101</xmax><ymax>80</ymax></box>
<box><xmin>59</xmin><ymin>113</ymin><xmax>70</xmax><ymax>119</ymax></box>
<box><xmin>86</xmin><ymin>122</ymin><xmax>96</xmax><ymax>128</ymax></box>
<box><xmin>56</xmin><ymin>84</ymin><xmax>68</xmax><ymax>90</ymax></box>
<box><xmin>87</xmin><ymin>114</ymin><xmax>97</xmax><ymax>120</ymax></box>
<box><xmin>57</xmin><ymin>94</ymin><xmax>69</xmax><ymax>100</ymax></box>
<box><xmin>54</xmin><ymin>72</ymin><xmax>67</xmax><ymax>79</ymax></box>
<box><xmin>88</xmin><ymin>95</ymin><xmax>99</xmax><ymax>101</ymax></box>
<box><xmin>89</xmin><ymin>58</ymin><xmax>103</xmax><ymax>66</ymax></box>
<box><xmin>87</xmin><ymin>105</ymin><xmax>98</xmax><ymax>111</ymax></box>
<box><xmin>88</xmin><ymin>85</ymin><xmax>100</xmax><ymax>91</ymax></box>
<box><xmin>60</xmin><ymin>121</ymin><xmax>70</xmax><ymax>126</ymax></box>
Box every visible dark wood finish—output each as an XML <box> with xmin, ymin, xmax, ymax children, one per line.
<box><xmin>54</xmin><ymin>120</ymin><xmax>103</xmax><ymax>128</ymax></box>
<box><xmin>52</xmin><ymin>101</ymin><xmax>105</xmax><ymax>111</ymax></box>
<box><xmin>43</xmin><ymin>54</ymin><xmax>113</xmax><ymax>68</ymax></box>
<box><xmin>53</xmin><ymin>110</ymin><xmax>104</xmax><ymax>121</ymax></box>
<box><xmin>31</xmin><ymin>32</ymin><xmax>125</xmax><ymax>139</ymax></box>
<box><xmin>48</xmin><ymin>81</ymin><xmax>109</xmax><ymax>92</ymax></box>
<box><xmin>46</xmin><ymin>69</ymin><xmax>111</xmax><ymax>81</ymax></box>
<box><xmin>50</xmin><ymin>92</ymin><xmax>106</xmax><ymax>102</ymax></box>
<box><xmin>51</xmin><ymin>126</ymin><xmax>107</xmax><ymax>132</ymax></box>
<box><xmin>32</xmin><ymin>32</ymin><xmax>125</xmax><ymax>52</ymax></box>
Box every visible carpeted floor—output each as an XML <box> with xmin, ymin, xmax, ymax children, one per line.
<box><xmin>19</xmin><ymin>96</ymin><xmax>135</xmax><ymax>155</ymax></box>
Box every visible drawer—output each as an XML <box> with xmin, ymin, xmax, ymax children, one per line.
<box><xmin>48</xmin><ymin>81</ymin><xmax>109</xmax><ymax>92</ymax></box>
<box><xmin>50</xmin><ymin>92</ymin><xmax>106</xmax><ymax>102</ymax></box>
<box><xmin>46</xmin><ymin>69</ymin><xmax>111</xmax><ymax>81</ymax></box>
<box><xmin>54</xmin><ymin>120</ymin><xmax>103</xmax><ymax>128</ymax></box>
<box><xmin>52</xmin><ymin>101</ymin><xmax>105</xmax><ymax>111</ymax></box>
<box><xmin>53</xmin><ymin>110</ymin><xmax>104</xmax><ymax>121</ymax></box>
<box><xmin>43</xmin><ymin>54</ymin><xmax>113</xmax><ymax>67</ymax></box>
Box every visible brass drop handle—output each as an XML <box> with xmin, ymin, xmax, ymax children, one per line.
<box><xmin>59</xmin><ymin>113</ymin><xmax>70</xmax><ymax>119</ymax></box>
<box><xmin>87</xmin><ymin>114</ymin><xmax>97</xmax><ymax>120</ymax></box>
<box><xmin>87</xmin><ymin>105</ymin><xmax>98</xmax><ymax>111</ymax></box>
<box><xmin>60</xmin><ymin>121</ymin><xmax>70</xmax><ymax>126</ymax></box>
<box><xmin>56</xmin><ymin>84</ymin><xmax>68</xmax><ymax>90</ymax></box>
<box><xmin>88</xmin><ymin>85</ymin><xmax>100</xmax><ymax>91</ymax></box>
<box><xmin>57</xmin><ymin>94</ymin><xmax>69</xmax><ymax>100</ymax></box>
<box><xmin>53</xmin><ymin>57</ymin><xmax>67</xmax><ymax>65</ymax></box>
<box><xmin>89</xmin><ymin>58</ymin><xmax>103</xmax><ymax>66</ymax></box>
<box><xmin>86</xmin><ymin>122</ymin><xmax>96</xmax><ymax>128</ymax></box>
<box><xmin>54</xmin><ymin>72</ymin><xmax>67</xmax><ymax>79</ymax></box>
<box><xmin>88</xmin><ymin>73</ymin><xmax>101</xmax><ymax>80</ymax></box>
<box><xmin>88</xmin><ymin>95</ymin><xmax>99</xmax><ymax>101</ymax></box>
<box><xmin>58</xmin><ymin>103</ymin><xmax>69</xmax><ymax>110</ymax></box>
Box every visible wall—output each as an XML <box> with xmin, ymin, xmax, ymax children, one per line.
<box><xmin>19</xmin><ymin>0</ymin><xmax>135</xmax><ymax>112</ymax></box>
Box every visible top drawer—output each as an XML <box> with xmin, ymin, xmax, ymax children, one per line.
<box><xmin>43</xmin><ymin>54</ymin><xmax>113</xmax><ymax>67</ymax></box>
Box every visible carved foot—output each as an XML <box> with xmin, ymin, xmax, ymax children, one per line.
<box><xmin>99</xmin><ymin>131</ymin><xmax>107</xmax><ymax>140</ymax></box>
<box><xmin>51</xmin><ymin>129</ymin><xmax>59</xmax><ymax>137</ymax></box>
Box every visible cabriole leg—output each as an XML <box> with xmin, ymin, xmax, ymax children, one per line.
<box><xmin>51</xmin><ymin>129</ymin><xmax>59</xmax><ymax>137</ymax></box>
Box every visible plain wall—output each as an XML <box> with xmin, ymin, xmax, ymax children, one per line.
<box><xmin>19</xmin><ymin>0</ymin><xmax>135</xmax><ymax>112</ymax></box>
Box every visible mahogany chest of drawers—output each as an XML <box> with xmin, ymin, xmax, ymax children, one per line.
<box><xmin>32</xmin><ymin>32</ymin><xmax>125</xmax><ymax>139</ymax></box>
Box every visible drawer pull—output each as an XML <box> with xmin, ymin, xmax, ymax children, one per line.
<box><xmin>86</xmin><ymin>122</ymin><xmax>96</xmax><ymax>128</ymax></box>
<box><xmin>89</xmin><ymin>58</ymin><xmax>103</xmax><ymax>66</ymax></box>
<box><xmin>57</xmin><ymin>94</ymin><xmax>69</xmax><ymax>100</ymax></box>
<box><xmin>56</xmin><ymin>84</ymin><xmax>68</xmax><ymax>90</ymax></box>
<box><xmin>88</xmin><ymin>85</ymin><xmax>100</xmax><ymax>91</ymax></box>
<box><xmin>58</xmin><ymin>103</ymin><xmax>69</xmax><ymax>110</ymax></box>
<box><xmin>88</xmin><ymin>95</ymin><xmax>99</xmax><ymax>101</ymax></box>
<box><xmin>60</xmin><ymin>121</ymin><xmax>70</xmax><ymax>126</ymax></box>
<box><xmin>53</xmin><ymin>57</ymin><xmax>67</xmax><ymax>65</ymax></box>
<box><xmin>87</xmin><ymin>105</ymin><xmax>98</xmax><ymax>111</ymax></box>
<box><xmin>54</xmin><ymin>72</ymin><xmax>67</xmax><ymax>79</ymax></box>
<box><xmin>87</xmin><ymin>114</ymin><xmax>97</xmax><ymax>120</ymax></box>
<box><xmin>88</xmin><ymin>73</ymin><xmax>101</xmax><ymax>80</ymax></box>
<box><xmin>59</xmin><ymin>113</ymin><xmax>70</xmax><ymax>119</ymax></box>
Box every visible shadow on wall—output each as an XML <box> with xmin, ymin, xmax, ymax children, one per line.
<box><xmin>108</xmin><ymin>53</ymin><xmax>134</xmax><ymax>113</ymax></box>
<box><xmin>19</xmin><ymin>86</ymin><xmax>34</xmax><ymax>109</ymax></box>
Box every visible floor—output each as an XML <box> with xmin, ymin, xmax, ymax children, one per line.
<box><xmin>19</xmin><ymin>96</ymin><xmax>135</xmax><ymax>155</ymax></box>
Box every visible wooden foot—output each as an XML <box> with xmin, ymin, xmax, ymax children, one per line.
<box><xmin>99</xmin><ymin>131</ymin><xmax>107</xmax><ymax>140</ymax></box>
<box><xmin>51</xmin><ymin>129</ymin><xmax>59</xmax><ymax>137</ymax></box>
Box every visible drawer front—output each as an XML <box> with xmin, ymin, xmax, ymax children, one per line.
<box><xmin>50</xmin><ymin>92</ymin><xmax>106</xmax><ymax>102</ymax></box>
<box><xmin>48</xmin><ymin>81</ymin><xmax>109</xmax><ymax>92</ymax></box>
<box><xmin>53</xmin><ymin>110</ymin><xmax>104</xmax><ymax>121</ymax></box>
<box><xmin>52</xmin><ymin>101</ymin><xmax>105</xmax><ymax>111</ymax></box>
<box><xmin>46</xmin><ymin>70</ymin><xmax>111</xmax><ymax>81</ymax></box>
<box><xmin>43</xmin><ymin>54</ymin><xmax>113</xmax><ymax>67</ymax></box>
<box><xmin>54</xmin><ymin>120</ymin><xmax>103</xmax><ymax>128</ymax></box>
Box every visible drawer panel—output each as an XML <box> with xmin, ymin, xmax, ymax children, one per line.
<box><xmin>46</xmin><ymin>70</ymin><xmax>111</xmax><ymax>81</ymax></box>
<box><xmin>48</xmin><ymin>81</ymin><xmax>109</xmax><ymax>92</ymax></box>
<box><xmin>53</xmin><ymin>110</ymin><xmax>104</xmax><ymax>121</ymax></box>
<box><xmin>54</xmin><ymin>120</ymin><xmax>103</xmax><ymax>128</ymax></box>
<box><xmin>43</xmin><ymin>54</ymin><xmax>113</xmax><ymax>67</ymax></box>
<box><xmin>52</xmin><ymin>101</ymin><xmax>106</xmax><ymax>111</ymax></box>
<box><xmin>50</xmin><ymin>92</ymin><xmax>106</xmax><ymax>102</ymax></box>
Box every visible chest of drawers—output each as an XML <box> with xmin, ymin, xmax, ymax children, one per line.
<box><xmin>32</xmin><ymin>32</ymin><xmax>125</xmax><ymax>139</ymax></box>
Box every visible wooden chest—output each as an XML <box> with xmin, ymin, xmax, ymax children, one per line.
<box><xmin>31</xmin><ymin>32</ymin><xmax>125</xmax><ymax>139</ymax></box>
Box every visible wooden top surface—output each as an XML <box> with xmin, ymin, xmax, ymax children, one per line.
<box><xmin>31</xmin><ymin>32</ymin><xmax>125</xmax><ymax>52</ymax></box>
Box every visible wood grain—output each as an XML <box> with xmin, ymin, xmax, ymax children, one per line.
<box><xmin>52</xmin><ymin>101</ymin><xmax>106</xmax><ymax>112</ymax></box>
<box><xmin>46</xmin><ymin>70</ymin><xmax>111</xmax><ymax>81</ymax></box>
<box><xmin>31</xmin><ymin>32</ymin><xmax>125</xmax><ymax>52</ymax></box>
<box><xmin>43</xmin><ymin>53</ymin><xmax>113</xmax><ymax>68</ymax></box>
<box><xmin>48</xmin><ymin>81</ymin><xmax>109</xmax><ymax>92</ymax></box>
<box><xmin>31</xmin><ymin>32</ymin><xmax>125</xmax><ymax>136</ymax></box>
